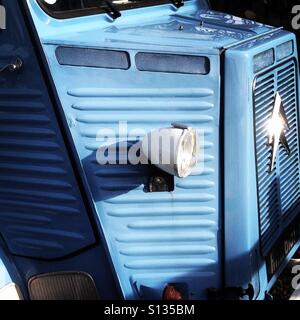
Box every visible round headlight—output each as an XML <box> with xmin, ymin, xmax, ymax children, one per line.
<box><xmin>141</xmin><ymin>124</ymin><xmax>199</xmax><ymax>178</ymax></box>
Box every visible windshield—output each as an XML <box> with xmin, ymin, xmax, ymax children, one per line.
<box><xmin>37</xmin><ymin>0</ymin><xmax>178</xmax><ymax>19</ymax></box>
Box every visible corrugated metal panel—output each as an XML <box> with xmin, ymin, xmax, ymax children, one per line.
<box><xmin>0</xmin><ymin>85</ymin><xmax>96</xmax><ymax>259</ymax></box>
<box><xmin>44</xmin><ymin>45</ymin><xmax>221</xmax><ymax>299</ymax></box>
<box><xmin>254</xmin><ymin>59</ymin><xmax>300</xmax><ymax>256</ymax></box>
<box><xmin>0</xmin><ymin>2</ymin><xmax>96</xmax><ymax>258</ymax></box>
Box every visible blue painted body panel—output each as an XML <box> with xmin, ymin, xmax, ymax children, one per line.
<box><xmin>224</xmin><ymin>30</ymin><xmax>300</xmax><ymax>299</ymax></box>
<box><xmin>43</xmin><ymin>35</ymin><xmax>221</xmax><ymax>301</ymax></box>
<box><xmin>0</xmin><ymin>0</ymin><xmax>96</xmax><ymax>259</ymax></box>
<box><xmin>27</xmin><ymin>0</ymin><xmax>274</xmax><ymax>53</ymax></box>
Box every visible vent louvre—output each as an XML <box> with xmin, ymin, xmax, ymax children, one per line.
<box><xmin>254</xmin><ymin>59</ymin><xmax>300</xmax><ymax>256</ymax></box>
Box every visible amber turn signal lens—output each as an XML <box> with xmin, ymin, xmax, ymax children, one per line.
<box><xmin>163</xmin><ymin>285</ymin><xmax>184</xmax><ymax>300</ymax></box>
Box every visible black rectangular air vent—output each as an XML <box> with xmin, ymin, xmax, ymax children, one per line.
<box><xmin>56</xmin><ymin>46</ymin><xmax>131</xmax><ymax>70</ymax></box>
<box><xmin>135</xmin><ymin>52</ymin><xmax>210</xmax><ymax>75</ymax></box>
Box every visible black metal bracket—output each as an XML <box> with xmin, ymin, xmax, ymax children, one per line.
<box><xmin>145</xmin><ymin>166</ymin><xmax>174</xmax><ymax>193</ymax></box>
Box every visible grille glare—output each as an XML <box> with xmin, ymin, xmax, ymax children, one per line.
<box><xmin>254</xmin><ymin>59</ymin><xmax>300</xmax><ymax>256</ymax></box>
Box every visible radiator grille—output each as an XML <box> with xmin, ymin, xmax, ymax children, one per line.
<box><xmin>254</xmin><ymin>59</ymin><xmax>300</xmax><ymax>256</ymax></box>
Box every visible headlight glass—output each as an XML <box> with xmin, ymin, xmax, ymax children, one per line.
<box><xmin>177</xmin><ymin>129</ymin><xmax>198</xmax><ymax>178</ymax></box>
<box><xmin>253</xmin><ymin>49</ymin><xmax>274</xmax><ymax>73</ymax></box>
<box><xmin>277</xmin><ymin>41</ymin><xmax>294</xmax><ymax>61</ymax></box>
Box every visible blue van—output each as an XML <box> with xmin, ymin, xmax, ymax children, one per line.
<box><xmin>0</xmin><ymin>0</ymin><xmax>299</xmax><ymax>300</ymax></box>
